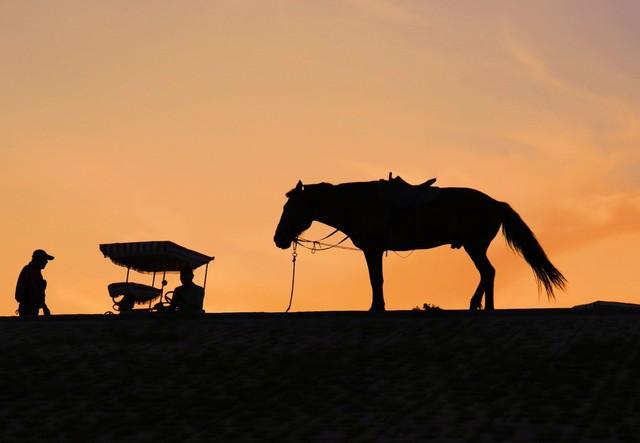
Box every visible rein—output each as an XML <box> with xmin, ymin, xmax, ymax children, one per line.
<box><xmin>285</xmin><ymin>241</ymin><xmax>298</xmax><ymax>313</ymax></box>
<box><xmin>285</xmin><ymin>230</ymin><xmax>358</xmax><ymax>312</ymax></box>
<box><xmin>284</xmin><ymin>229</ymin><xmax>416</xmax><ymax>312</ymax></box>
<box><xmin>296</xmin><ymin>234</ymin><xmax>359</xmax><ymax>252</ymax></box>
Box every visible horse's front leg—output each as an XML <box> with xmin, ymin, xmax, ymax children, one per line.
<box><xmin>364</xmin><ymin>249</ymin><xmax>385</xmax><ymax>312</ymax></box>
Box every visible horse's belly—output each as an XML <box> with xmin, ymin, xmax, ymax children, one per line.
<box><xmin>387</xmin><ymin>208</ymin><xmax>458</xmax><ymax>250</ymax></box>
<box><xmin>388</xmin><ymin>237</ymin><xmax>450</xmax><ymax>251</ymax></box>
<box><xmin>387</xmin><ymin>226</ymin><xmax>452</xmax><ymax>250</ymax></box>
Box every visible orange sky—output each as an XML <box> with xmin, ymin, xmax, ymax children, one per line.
<box><xmin>2</xmin><ymin>1</ymin><xmax>639</xmax><ymax>315</ymax></box>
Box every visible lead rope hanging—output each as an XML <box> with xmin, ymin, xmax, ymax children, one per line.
<box><xmin>285</xmin><ymin>240</ymin><xmax>298</xmax><ymax>313</ymax></box>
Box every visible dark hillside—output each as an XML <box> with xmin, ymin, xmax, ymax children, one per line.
<box><xmin>1</xmin><ymin>310</ymin><xmax>639</xmax><ymax>442</ymax></box>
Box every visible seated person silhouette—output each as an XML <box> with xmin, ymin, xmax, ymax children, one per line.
<box><xmin>165</xmin><ymin>268</ymin><xmax>205</xmax><ymax>313</ymax></box>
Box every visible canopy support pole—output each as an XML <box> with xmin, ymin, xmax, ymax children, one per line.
<box><xmin>160</xmin><ymin>271</ymin><xmax>166</xmax><ymax>306</ymax></box>
<box><xmin>150</xmin><ymin>272</ymin><xmax>157</xmax><ymax>309</ymax></box>
<box><xmin>126</xmin><ymin>267</ymin><xmax>130</xmax><ymax>283</ymax></box>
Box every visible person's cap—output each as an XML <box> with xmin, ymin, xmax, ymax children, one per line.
<box><xmin>32</xmin><ymin>249</ymin><xmax>55</xmax><ymax>261</ymax></box>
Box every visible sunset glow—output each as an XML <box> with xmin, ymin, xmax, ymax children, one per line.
<box><xmin>2</xmin><ymin>1</ymin><xmax>639</xmax><ymax>314</ymax></box>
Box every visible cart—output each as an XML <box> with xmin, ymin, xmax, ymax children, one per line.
<box><xmin>99</xmin><ymin>241</ymin><xmax>214</xmax><ymax>314</ymax></box>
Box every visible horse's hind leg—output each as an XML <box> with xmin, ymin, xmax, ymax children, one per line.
<box><xmin>464</xmin><ymin>242</ymin><xmax>495</xmax><ymax>310</ymax></box>
<box><xmin>469</xmin><ymin>281</ymin><xmax>484</xmax><ymax>310</ymax></box>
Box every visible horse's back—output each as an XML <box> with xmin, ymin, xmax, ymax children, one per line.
<box><xmin>434</xmin><ymin>187</ymin><xmax>501</xmax><ymax>209</ymax></box>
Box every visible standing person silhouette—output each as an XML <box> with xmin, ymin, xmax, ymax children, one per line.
<box><xmin>15</xmin><ymin>249</ymin><xmax>54</xmax><ymax>317</ymax></box>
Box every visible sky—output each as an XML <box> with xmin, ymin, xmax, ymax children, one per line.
<box><xmin>1</xmin><ymin>0</ymin><xmax>639</xmax><ymax>315</ymax></box>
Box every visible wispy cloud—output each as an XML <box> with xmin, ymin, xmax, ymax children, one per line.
<box><xmin>501</xmin><ymin>18</ymin><xmax>640</xmax><ymax>173</ymax></box>
<box><xmin>541</xmin><ymin>192</ymin><xmax>640</xmax><ymax>253</ymax></box>
<box><xmin>501</xmin><ymin>19</ymin><xmax>639</xmax><ymax>122</ymax></box>
<box><xmin>501</xmin><ymin>21</ymin><xmax>567</xmax><ymax>92</ymax></box>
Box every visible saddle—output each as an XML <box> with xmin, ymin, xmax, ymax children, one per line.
<box><xmin>378</xmin><ymin>174</ymin><xmax>440</xmax><ymax>207</ymax></box>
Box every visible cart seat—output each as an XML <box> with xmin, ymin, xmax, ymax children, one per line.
<box><xmin>108</xmin><ymin>282</ymin><xmax>162</xmax><ymax>303</ymax></box>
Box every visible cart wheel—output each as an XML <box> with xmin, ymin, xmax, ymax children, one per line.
<box><xmin>111</xmin><ymin>294</ymin><xmax>123</xmax><ymax>311</ymax></box>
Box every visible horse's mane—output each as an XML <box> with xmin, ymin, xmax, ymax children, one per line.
<box><xmin>286</xmin><ymin>182</ymin><xmax>334</xmax><ymax>198</ymax></box>
<box><xmin>287</xmin><ymin>177</ymin><xmax>440</xmax><ymax>202</ymax></box>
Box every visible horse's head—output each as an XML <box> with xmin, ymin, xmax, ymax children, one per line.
<box><xmin>274</xmin><ymin>180</ymin><xmax>313</xmax><ymax>249</ymax></box>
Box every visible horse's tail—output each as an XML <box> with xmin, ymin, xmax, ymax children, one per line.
<box><xmin>500</xmin><ymin>202</ymin><xmax>566</xmax><ymax>299</ymax></box>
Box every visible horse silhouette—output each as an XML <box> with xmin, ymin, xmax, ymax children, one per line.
<box><xmin>274</xmin><ymin>176</ymin><xmax>566</xmax><ymax>311</ymax></box>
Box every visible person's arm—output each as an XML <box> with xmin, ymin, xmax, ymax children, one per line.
<box><xmin>170</xmin><ymin>287</ymin><xmax>183</xmax><ymax>312</ymax></box>
<box><xmin>39</xmin><ymin>279</ymin><xmax>50</xmax><ymax>315</ymax></box>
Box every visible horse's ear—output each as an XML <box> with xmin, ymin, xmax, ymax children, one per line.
<box><xmin>286</xmin><ymin>180</ymin><xmax>305</xmax><ymax>198</ymax></box>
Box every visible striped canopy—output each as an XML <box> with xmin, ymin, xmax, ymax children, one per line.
<box><xmin>99</xmin><ymin>241</ymin><xmax>214</xmax><ymax>273</ymax></box>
